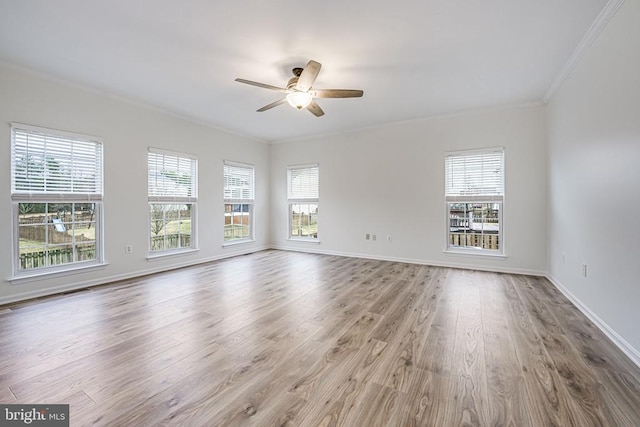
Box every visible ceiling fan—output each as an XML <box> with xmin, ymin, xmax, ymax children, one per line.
<box><xmin>235</xmin><ymin>60</ymin><xmax>364</xmax><ymax>117</ymax></box>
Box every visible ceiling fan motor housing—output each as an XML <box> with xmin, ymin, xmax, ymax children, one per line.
<box><xmin>287</xmin><ymin>67</ymin><xmax>304</xmax><ymax>90</ymax></box>
<box><xmin>287</xmin><ymin>76</ymin><xmax>300</xmax><ymax>90</ymax></box>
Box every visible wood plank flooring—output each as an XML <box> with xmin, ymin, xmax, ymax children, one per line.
<box><xmin>1</xmin><ymin>250</ymin><xmax>640</xmax><ymax>426</ymax></box>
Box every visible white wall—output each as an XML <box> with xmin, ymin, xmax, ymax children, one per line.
<box><xmin>547</xmin><ymin>0</ymin><xmax>640</xmax><ymax>359</ymax></box>
<box><xmin>0</xmin><ymin>64</ymin><xmax>270</xmax><ymax>304</ymax></box>
<box><xmin>270</xmin><ymin>105</ymin><xmax>548</xmax><ymax>275</ymax></box>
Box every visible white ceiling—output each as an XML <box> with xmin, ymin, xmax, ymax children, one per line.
<box><xmin>0</xmin><ymin>0</ymin><xmax>608</xmax><ymax>142</ymax></box>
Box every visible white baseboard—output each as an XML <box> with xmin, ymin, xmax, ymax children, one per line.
<box><xmin>546</xmin><ymin>274</ymin><xmax>640</xmax><ymax>369</ymax></box>
<box><xmin>0</xmin><ymin>245</ymin><xmax>270</xmax><ymax>306</ymax></box>
<box><xmin>269</xmin><ymin>244</ymin><xmax>547</xmax><ymax>276</ymax></box>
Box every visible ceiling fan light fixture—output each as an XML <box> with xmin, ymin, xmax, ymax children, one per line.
<box><xmin>235</xmin><ymin>59</ymin><xmax>362</xmax><ymax>117</ymax></box>
<box><xmin>286</xmin><ymin>91</ymin><xmax>312</xmax><ymax>109</ymax></box>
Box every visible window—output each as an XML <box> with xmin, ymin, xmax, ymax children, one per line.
<box><xmin>223</xmin><ymin>161</ymin><xmax>254</xmax><ymax>242</ymax></box>
<box><xmin>148</xmin><ymin>148</ymin><xmax>197</xmax><ymax>254</ymax></box>
<box><xmin>287</xmin><ymin>164</ymin><xmax>319</xmax><ymax>240</ymax></box>
<box><xmin>11</xmin><ymin>123</ymin><xmax>103</xmax><ymax>274</ymax></box>
<box><xmin>445</xmin><ymin>148</ymin><xmax>504</xmax><ymax>254</ymax></box>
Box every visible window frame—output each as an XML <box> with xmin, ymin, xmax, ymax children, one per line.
<box><xmin>287</xmin><ymin>164</ymin><xmax>319</xmax><ymax>242</ymax></box>
<box><xmin>223</xmin><ymin>160</ymin><xmax>255</xmax><ymax>245</ymax></box>
<box><xmin>10</xmin><ymin>123</ymin><xmax>105</xmax><ymax>278</ymax></box>
<box><xmin>444</xmin><ymin>147</ymin><xmax>505</xmax><ymax>256</ymax></box>
<box><xmin>147</xmin><ymin>147</ymin><xmax>198</xmax><ymax>256</ymax></box>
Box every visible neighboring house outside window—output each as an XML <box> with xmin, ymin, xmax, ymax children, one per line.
<box><xmin>445</xmin><ymin>148</ymin><xmax>504</xmax><ymax>254</ymax></box>
<box><xmin>148</xmin><ymin>148</ymin><xmax>198</xmax><ymax>254</ymax></box>
<box><xmin>223</xmin><ymin>161</ymin><xmax>254</xmax><ymax>243</ymax></box>
<box><xmin>287</xmin><ymin>164</ymin><xmax>319</xmax><ymax>240</ymax></box>
<box><xmin>11</xmin><ymin>123</ymin><xmax>104</xmax><ymax>275</ymax></box>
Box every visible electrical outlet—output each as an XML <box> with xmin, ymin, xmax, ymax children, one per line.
<box><xmin>125</xmin><ymin>245</ymin><xmax>133</xmax><ymax>255</ymax></box>
<box><xmin>372</xmin><ymin>234</ymin><xmax>377</xmax><ymax>241</ymax></box>
<box><xmin>387</xmin><ymin>235</ymin><xmax>392</xmax><ymax>243</ymax></box>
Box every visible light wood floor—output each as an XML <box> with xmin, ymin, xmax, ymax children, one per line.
<box><xmin>1</xmin><ymin>250</ymin><xmax>640</xmax><ymax>426</ymax></box>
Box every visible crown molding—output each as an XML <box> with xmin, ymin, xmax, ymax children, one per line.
<box><xmin>544</xmin><ymin>0</ymin><xmax>625</xmax><ymax>103</ymax></box>
<box><xmin>0</xmin><ymin>60</ymin><xmax>268</xmax><ymax>144</ymax></box>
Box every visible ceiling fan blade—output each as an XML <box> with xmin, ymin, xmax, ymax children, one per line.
<box><xmin>310</xmin><ymin>89</ymin><xmax>364</xmax><ymax>98</ymax></box>
<box><xmin>296</xmin><ymin>60</ymin><xmax>322</xmax><ymax>92</ymax></box>
<box><xmin>257</xmin><ymin>98</ymin><xmax>287</xmax><ymax>112</ymax></box>
<box><xmin>235</xmin><ymin>78</ymin><xmax>287</xmax><ymax>92</ymax></box>
<box><xmin>306</xmin><ymin>100</ymin><xmax>325</xmax><ymax>117</ymax></box>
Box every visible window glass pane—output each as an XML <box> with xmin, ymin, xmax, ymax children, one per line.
<box><xmin>449</xmin><ymin>203</ymin><xmax>500</xmax><ymax>250</ymax></box>
<box><xmin>18</xmin><ymin>203</ymin><xmax>46</xmax><ymax>224</ymax></box>
<box><xmin>224</xmin><ymin>203</ymin><xmax>251</xmax><ymax>241</ymax></box>
<box><xmin>290</xmin><ymin>203</ymin><xmax>318</xmax><ymax>239</ymax></box>
<box><xmin>149</xmin><ymin>203</ymin><xmax>193</xmax><ymax>252</ymax></box>
<box><xmin>17</xmin><ymin>202</ymin><xmax>98</xmax><ymax>270</ymax></box>
<box><xmin>18</xmin><ymin>224</ymin><xmax>47</xmax><ymax>270</ymax></box>
<box><xmin>76</xmin><ymin>242</ymin><xmax>97</xmax><ymax>263</ymax></box>
<box><xmin>17</xmin><ymin>243</ymin><xmax>46</xmax><ymax>268</ymax></box>
<box><xmin>18</xmin><ymin>240</ymin><xmax>47</xmax><ymax>270</ymax></box>
<box><xmin>165</xmin><ymin>204</ymin><xmax>180</xmax><ymax>250</ymax></box>
<box><xmin>178</xmin><ymin>205</ymin><xmax>192</xmax><ymax>240</ymax></box>
<box><xmin>71</xmin><ymin>203</ymin><xmax>97</xmax><ymax>263</ymax></box>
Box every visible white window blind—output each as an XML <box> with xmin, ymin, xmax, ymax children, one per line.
<box><xmin>288</xmin><ymin>165</ymin><xmax>319</xmax><ymax>201</ymax></box>
<box><xmin>445</xmin><ymin>148</ymin><xmax>504</xmax><ymax>201</ymax></box>
<box><xmin>11</xmin><ymin>124</ymin><xmax>103</xmax><ymax>201</ymax></box>
<box><xmin>148</xmin><ymin>148</ymin><xmax>198</xmax><ymax>202</ymax></box>
<box><xmin>224</xmin><ymin>162</ymin><xmax>254</xmax><ymax>201</ymax></box>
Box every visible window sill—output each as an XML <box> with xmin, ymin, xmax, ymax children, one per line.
<box><xmin>8</xmin><ymin>262</ymin><xmax>109</xmax><ymax>285</ymax></box>
<box><xmin>287</xmin><ymin>238</ymin><xmax>321</xmax><ymax>244</ymax></box>
<box><xmin>223</xmin><ymin>238</ymin><xmax>255</xmax><ymax>247</ymax></box>
<box><xmin>147</xmin><ymin>248</ymin><xmax>199</xmax><ymax>260</ymax></box>
<box><xmin>443</xmin><ymin>249</ymin><xmax>506</xmax><ymax>260</ymax></box>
